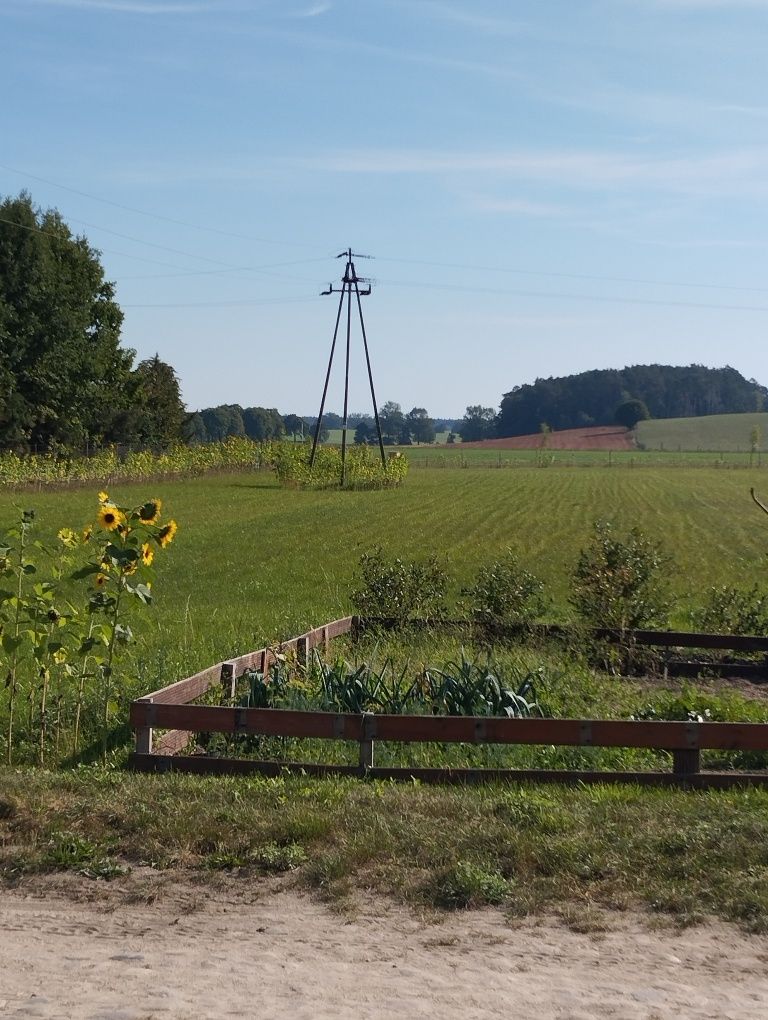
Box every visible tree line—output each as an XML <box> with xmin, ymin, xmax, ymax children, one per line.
<box><xmin>497</xmin><ymin>365</ymin><xmax>767</xmax><ymax>438</ymax></box>
<box><xmin>188</xmin><ymin>402</ymin><xmax>463</xmax><ymax>446</ymax></box>
<box><xmin>0</xmin><ymin>193</ymin><xmax>187</xmax><ymax>453</ymax></box>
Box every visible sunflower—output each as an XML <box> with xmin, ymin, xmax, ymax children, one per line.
<box><xmin>93</xmin><ymin>572</ymin><xmax>109</xmax><ymax>589</ymax></box>
<box><xmin>57</xmin><ymin>527</ymin><xmax>78</xmax><ymax>549</ymax></box>
<box><xmin>122</xmin><ymin>559</ymin><xmax>138</xmax><ymax>576</ymax></box>
<box><xmin>82</xmin><ymin>525</ymin><xmax>93</xmax><ymax>544</ymax></box>
<box><xmin>98</xmin><ymin>491</ymin><xmax>110</xmax><ymax>504</ymax></box>
<box><xmin>97</xmin><ymin>505</ymin><xmax>125</xmax><ymax>532</ymax></box>
<box><xmin>157</xmin><ymin>519</ymin><xmax>178</xmax><ymax>548</ymax></box>
<box><xmin>141</xmin><ymin>542</ymin><xmax>154</xmax><ymax>567</ymax></box>
<box><xmin>138</xmin><ymin>498</ymin><xmax>162</xmax><ymax>525</ymax></box>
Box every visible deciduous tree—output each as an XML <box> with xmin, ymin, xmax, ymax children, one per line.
<box><xmin>406</xmin><ymin>407</ymin><xmax>436</xmax><ymax>444</ymax></box>
<box><xmin>0</xmin><ymin>192</ymin><xmax>133</xmax><ymax>450</ymax></box>
<box><xmin>459</xmin><ymin>406</ymin><xmax>496</xmax><ymax>442</ymax></box>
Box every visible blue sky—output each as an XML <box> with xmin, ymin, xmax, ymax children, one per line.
<box><xmin>2</xmin><ymin>0</ymin><xmax>768</xmax><ymax>418</ymax></box>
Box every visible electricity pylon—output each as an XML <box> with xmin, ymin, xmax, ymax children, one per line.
<box><xmin>309</xmin><ymin>248</ymin><xmax>386</xmax><ymax>485</ymax></box>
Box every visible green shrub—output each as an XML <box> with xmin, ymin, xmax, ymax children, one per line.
<box><xmin>691</xmin><ymin>584</ymin><xmax>768</xmax><ymax>636</ymax></box>
<box><xmin>571</xmin><ymin>520</ymin><xmax>672</xmax><ymax>631</ymax></box>
<box><xmin>351</xmin><ymin>548</ymin><xmax>448</xmax><ymax>625</ymax></box>
<box><xmin>461</xmin><ymin>550</ymin><xmax>549</xmax><ymax>632</ymax></box>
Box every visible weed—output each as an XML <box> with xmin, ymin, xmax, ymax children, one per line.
<box><xmin>428</xmin><ymin>860</ymin><xmax>513</xmax><ymax>909</ymax></box>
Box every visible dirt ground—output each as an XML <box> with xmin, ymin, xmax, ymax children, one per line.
<box><xmin>1</xmin><ymin>873</ymin><xmax>767</xmax><ymax>1019</ymax></box>
<box><xmin>459</xmin><ymin>426</ymin><xmax>634</xmax><ymax>451</ymax></box>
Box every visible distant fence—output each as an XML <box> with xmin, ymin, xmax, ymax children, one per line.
<box><xmin>128</xmin><ymin>616</ymin><xmax>768</xmax><ymax>789</ymax></box>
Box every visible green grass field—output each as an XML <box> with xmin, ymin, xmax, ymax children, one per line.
<box><xmin>2</xmin><ymin>460</ymin><xmax>767</xmax><ymax>755</ymax></box>
<box><xmin>3</xmin><ymin>461</ymin><xmax>768</xmax><ymax>925</ymax></box>
<box><xmin>400</xmin><ymin>445</ymin><xmax>764</xmax><ymax>467</ymax></box>
<box><xmin>2</xmin><ymin>463</ymin><xmax>767</xmax><ymax>684</ymax></box>
<box><xmin>636</xmin><ymin>412</ymin><xmax>768</xmax><ymax>453</ymax></box>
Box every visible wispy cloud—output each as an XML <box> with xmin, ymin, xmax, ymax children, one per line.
<box><xmin>110</xmin><ymin>145</ymin><xmax>768</xmax><ymax>201</ymax></box>
<box><xmin>469</xmin><ymin>195</ymin><xmax>566</xmax><ymax>217</ymax></box>
<box><xmin>645</xmin><ymin>0</ymin><xmax>768</xmax><ymax>7</ymax></box>
<box><xmin>232</xmin><ymin>23</ymin><xmax>524</xmax><ymax>80</ymax></box>
<box><xmin>713</xmin><ymin>103</ymin><xmax>768</xmax><ymax>117</ymax></box>
<box><xmin>415</xmin><ymin>2</ymin><xmax>526</xmax><ymax>36</ymax></box>
<box><xmin>297</xmin><ymin>145</ymin><xmax>768</xmax><ymax>197</ymax></box>
<box><xmin>290</xmin><ymin>2</ymin><xmax>331</xmax><ymax>16</ymax></box>
<box><xmin>17</xmin><ymin>0</ymin><xmax>231</xmax><ymax>12</ymax></box>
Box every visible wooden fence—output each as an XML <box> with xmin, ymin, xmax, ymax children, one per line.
<box><xmin>128</xmin><ymin>615</ymin><xmax>768</xmax><ymax>788</ymax></box>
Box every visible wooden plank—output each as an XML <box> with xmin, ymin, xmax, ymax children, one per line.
<box><xmin>618</xmin><ymin>629</ymin><xmax>768</xmax><ymax>652</ymax></box>
<box><xmin>367</xmin><ymin>715</ymin><xmax>709</xmax><ymax>749</ymax></box>
<box><xmin>130</xmin><ymin>703</ymin><xmax>365</xmax><ymax>740</ymax></box>
<box><xmin>140</xmin><ymin>664</ymin><xmax>223</xmax><ymax>705</ymax></box>
<box><xmin>134</xmin><ymin>694</ymin><xmax>153</xmax><ymax>754</ymax></box>
<box><xmin>154</xmin><ymin>729</ymin><xmax>193</xmax><ymax>755</ymax></box>
<box><xmin>354</xmin><ymin>618</ymin><xmax>768</xmax><ymax>653</ymax></box>
<box><xmin>129</xmin><ymin>704</ymin><xmax>768</xmax><ymax>752</ymax></box>
<box><xmin>297</xmin><ymin>635</ymin><xmax>309</xmax><ymax>665</ymax></box>
<box><xmin>324</xmin><ymin>616</ymin><xmax>355</xmax><ymax>640</ymax></box>
<box><xmin>128</xmin><ymin>755</ymin><xmax>768</xmax><ymax>789</ymax></box>
<box><xmin>227</xmin><ymin>648</ymin><xmax>267</xmax><ymax>676</ymax></box>
<box><xmin>129</xmin><ymin>754</ymin><xmax>360</xmax><ymax>778</ymax></box>
<box><xmin>666</xmin><ymin>661</ymin><xmax>768</xmax><ymax>681</ymax></box>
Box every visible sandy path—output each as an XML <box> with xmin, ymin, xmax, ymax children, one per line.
<box><xmin>1</xmin><ymin>883</ymin><xmax>767</xmax><ymax>1020</ymax></box>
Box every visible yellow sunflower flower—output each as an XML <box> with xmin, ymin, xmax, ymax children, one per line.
<box><xmin>98</xmin><ymin>491</ymin><xmax>110</xmax><ymax>504</ymax></box>
<box><xmin>97</xmin><ymin>505</ymin><xmax>125</xmax><ymax>532</ymax></box>
<box><xmin>122</xmin><ymin>559</ymin><xmax>138</xmax><ymax>576</ymax></box>
<box><xmin>138</xmin><ymin>498</ymin><xmax>162</xmax><ymax>525</ymax></box>
<box><xmin>141</xmin><ymin>542</ymin><xmax>154</xmax><ymax>567</ymax></box>
<box><xmin>57</xmin><ymin>527</ymin><xmax>78</xmax><ymax>549</ymax></box>
<box><xmin>157</xmin><ymin>519</ymin><xmax>178</xmax><ymax>548</ymax></box>
<box><xmin>82</xmin><ymin>525</ymin><xmax>93</xmax><ymax>544</ymax></box>
<box><xmin>93</xmin><ymin>572</ymin><xmax>109</xmax><ymax>589</ymax></box>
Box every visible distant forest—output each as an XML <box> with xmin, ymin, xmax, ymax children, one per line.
<box><xmin>187</xmin><ymin>404</ymin><xmax>462</xmax><ymax>445</ymax></box>
<box><xmin>498</xmin><ymin>365</ymin><xmax>768</xmax><ymax>438</ymax></box>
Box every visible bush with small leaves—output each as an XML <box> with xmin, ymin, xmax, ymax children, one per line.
<box><xmin>691</xmin><ymin>584</ymin><xmax>768</xmax><ymax>636</ymax></box>
<box><xmin>461</xmin><ymin>550</ymin><xmax>549</xmax><ymax>634</ymax></box>
<box><xmin>571</xmin><ymin>521</ymin><xmax>672</xmax><ymax>632</ymax></box>
<box><xmin>351</xmin><ymin>548</ymin><xmax>448</xmax><ymax>626</ymax></box>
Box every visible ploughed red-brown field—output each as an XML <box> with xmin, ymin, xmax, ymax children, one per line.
<box><xmin>460</xmin><ymin>425</ymin><xmax>634</xmax><ymax>451</ymax></box>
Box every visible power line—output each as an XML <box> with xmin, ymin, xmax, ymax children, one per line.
<box><xmin>123</xmin><ymin>295</ymin><xmax>321</xmax><ymax>308</ymax></box>
<box><xmin>0</xmin><ymin>162</ymin><xmax>328</xmax><ymax>253</ymax></box>
<box><xmin>0</xmin><ymin>214</ymin><xmax>205</xmax><ymax>272</ymax></box>
<box><xmin>0</xmin><ymin>212</ymin><xmax>325</xmax><ymax>284</ymax></box>
<box><xmin>3</xmin><ymin>164</ymin><xmax>767</xmax><ymax>306</ymax></box>
<box><xmin>376</xmin><ymin>276</ymin><xmax>768</xmax><ymax>314</ymax></box>
<box><xmin>376</xmin><ymin>255</ymin><xmax>768</xmax><ymax>298</ymax></box>
<box><xmin>119</xmin><ymin>256</ymin><xmax>329</xmax><ymax>280</ymax></box>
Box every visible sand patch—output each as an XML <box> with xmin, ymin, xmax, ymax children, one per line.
<box><xmin>1</xmin><ymin>877</ymin><xmax>766</xmax><ymax>1019</ymax></box>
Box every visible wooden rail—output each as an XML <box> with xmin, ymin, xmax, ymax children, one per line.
<box><xmin>129</xmin><ymin>706</ymin><xmax>768</xmax><ymax>788</ymax></box>
<box><xmin>136</xmin><ymin>616</ymin><xmax>357</xmax><ymax>754</ymax></box>
<box><xmin>356</xmin><ymin>619</ymin><xmax>768</xmax><ymax>682</ymax></box>
<box><xmin>129</xmin><ymin>615</ymin><xmax>768</xmax><ymax>787</ymax></box>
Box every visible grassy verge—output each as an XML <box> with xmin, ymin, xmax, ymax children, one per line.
<box><xmin>2</xmin><ymin>767</ymin><xmax>768</xmax><ymax>931</ymax></box>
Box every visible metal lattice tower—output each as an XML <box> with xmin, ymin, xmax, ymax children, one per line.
<box><xmin>309</xmin><ymin>248</ymin><xmax>386</xmax><ymax>484</ymax></box>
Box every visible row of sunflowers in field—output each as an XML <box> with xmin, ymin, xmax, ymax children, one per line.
<box><xmin>0</xmin><ymin>492</ymin><xmax>177</xmax><ymax>766</ymax></box>
<box><xmin>0</xmin><ymin>437</ymin><xmax>261</xmax><ymax>487</ymax></box>
<box><xmin>268</xmin><ymin>442</ymin><xmax>408</xmax><ymax>489</ymax></box>
<box><xmin>0</xmin><ymin>437</ymin><xmax>407</xmax><ymax>490</ymax></box>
